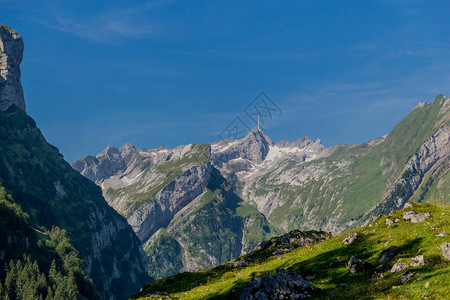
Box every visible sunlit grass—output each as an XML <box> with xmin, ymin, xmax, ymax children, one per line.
<box><xmin>133</xmin><ymin>202</ymin><xmax>449</xmax><ymax>299</ymax></box>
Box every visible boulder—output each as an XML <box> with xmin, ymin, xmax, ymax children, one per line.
<box><xmin>348</xmin><ymin>256</ymin><xmax>369</xmax><ymax>273</ymax></box>
<box><xmin>231</xmin><ymin>257</ymin><xmax>252</xmax><ymax>268</ymax></box>
<box><xmin>238</xmin><ymin>269</ymin><xmax>320</xmax><ymax>300</ymax></box>
<box><xmin>148</xmin><ymin>291</ymin><xmax>171</xmax><ymax>298</ymax></box>
<box><xmin>378</xmin><ymin>249</ymin><xmax>396</xmax><ymax>265</ymax></box>
<box><xmin>343</xmin><ymin>232</ymin><xmax>358</xmax><ymax>245</ymax></box>
<box><xmin>400</xmin><ymin>272</ymin><xmax>415</xmax><ymax>284</ymax></box>
<box><xmin>254</xmin><ymin>240</ymin><xmax>271</xmax><ymax>251</ymax></box>
<box><xmin>440</xmin><ymin>242</ymin><xmax>450</xmax><ymax>261</ymax></box>
<box><xmin>390</xmin><ymin>260</ymin><xmax>409</xmax><ymax>273</ymax></box>
<box><xmin>371</xmin><ymin>272</ymin><xmax>384</xmax><ymax>282</ymax></box>
<box><xmin>272</xmin><ymin>248</ymin><xmax>294</xmax><ymax>255</ymax></box>
<box><xmin>402</xmin><ymin>210</ymin><xmax>430</xmax><ymax>223</ymax></box>
<box><xmin>410</xmin><ymin>255</ymin><xmax>425</xmax><ymax>267</ymax></box>
<box><xmin>386</xmin><ymin>218</ymin><xmax>393</xmax><ymax>227</ymax></box>
<box><xmin>404</xmin><ymin>202</ymin><xmax>413</xmax><ymax>209</ymax></box>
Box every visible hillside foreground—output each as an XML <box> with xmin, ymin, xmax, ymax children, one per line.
<box><xmin>133</xmin><ymin>202</ymin><xmax>449</xmax><ymax>299</ymax></box>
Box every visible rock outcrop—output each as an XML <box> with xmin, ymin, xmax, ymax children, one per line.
<box><xmin>0</xmin><ymin>24</ymin><xmax>25</xmax><ymax>111</ymax></box>
<box><xmin>238</xmin><ymin>269</ymin><xmax>320</xmax><ymax>300</ymax></box>
<box><xmin>390</xmin><ymin>260</ymin><xmax>409</xmax><ymax>273</ymax></box>
<box><xmin>211</xmin><ymin>129</ymin><xmax>275</xmax><ymax>166</ymax></box>
<box><xmin>348</xmin><ymin>256</ymin><xmax>370</xmax><ymax>273</ymax></box>
<box><xmin>400</xmin><ymin>272</ymin><xmax>415</xmax><ymax>284</ymax></box>
<box><xmin>378</xmin><ymin>248</ymin><xmax>396</xmax><ymax>265</ymax></box>
<box><xmin>410</xmin><ymin>255</ymin><xmax>425</xmax><ymax>267</ymax></box>
<box><xmin>441</xmin><ymin>242</ymin><xmax>450</xmax><ymax>261</ymax></box>
<box><xmin>402</xmin><ymin>210</ymin><xmax>431</xmax><ymax>223</ymax></box>
<box><xmin>343</xmin><ymin>232</ymin><xmax>358</xmax><ymax>244</ymax></box>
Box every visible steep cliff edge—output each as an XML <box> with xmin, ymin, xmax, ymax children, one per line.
<box><xmin>0</xmin><ymin>24</ymin><xmax>149</xmax><ymax>300</ymax></box>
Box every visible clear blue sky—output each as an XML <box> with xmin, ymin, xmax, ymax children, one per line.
<box><xmin>2</xmin><ymin>0</ymin><xmax>450</xmax><ymax>162</ymax></box>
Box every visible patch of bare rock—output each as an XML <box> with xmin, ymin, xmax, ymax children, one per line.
<box><xmin>390</xmin><ymin>260</ymin><xmax>409</xmax><ymax>273</ymax></box>
<box><xmin>238</xmin><ymin>269</ymin><xmax>320</xmax><ymax>300</ymax></box>
<box><xmin>441</xmin><ymin>242</ymin><xmax>450</xmax><ymax>261</ymax></box>
<box><xmin>348</xmin><ymin>256</ymin><xmax>371</xmax><ymax>273</ymax></box>
<box><xmin>378</xmin><ymin>248</ymin><xmax>396</xmax><ymax>265</ymax></box>
<box><xmin>410</xmin><ymin>255</ymin><xmax>425</xmax><ymax>267</ymax></box>
<box><xmin>402</xmin><ymin>210</ymin><xmax>430</xmax><ymax>223</ymax></box>
<box><xmin>400</xmin><ymin>272</ymin><xmax>415</xmax><ymax>284</ymax></box>
<box><xmin>343</xmin><ymin>232</ymin><xmax>358</xmax><ymax>245</ymax></box>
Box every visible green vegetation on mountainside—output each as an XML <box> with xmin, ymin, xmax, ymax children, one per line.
<box><xmin>0</xmin><ymin>105</ymin><xmax>149</xmax><ymax>299</ymax></box>
<box><xmin>133</xmin><ymin>202</ymin><xmax>450</xmax><ymax>299</ymax></box>
<box><xmin>144</xmin><ymin>167</ymin><xmax>277</xmax><ymax>280</ymax></box>
<box><xmin>0</xmin><ymin>187</ymin><xmax>100</xmax><ymax>299</ymax></box>
<box><xmin>0</xmin><ymin>106</ymin><xmax>107</xmax><ymax>246</ymax></box>
<box><xmin>249</xmin><ymin>95</ymin><xmax>449</xmax><ymax>233</ymax></box>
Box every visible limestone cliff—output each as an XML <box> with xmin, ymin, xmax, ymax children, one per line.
<box><xmin>0</xmin><ymin>24</ymin><xmax>25</xmax><ymax>111</ymax></box>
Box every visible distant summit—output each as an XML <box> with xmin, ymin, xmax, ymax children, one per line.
<box><xmin>0</xmin><ymin>24</ymin><xmax>25</xmax><ymax>111</ymax></box>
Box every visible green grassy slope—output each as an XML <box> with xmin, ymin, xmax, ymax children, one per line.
<box><xmin>133</xmin><ymin>202</ymin><xmax>449</xmax><ymax>299</ymax></box>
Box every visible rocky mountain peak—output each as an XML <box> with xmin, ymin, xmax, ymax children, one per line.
<box><xmin>211</xmin><ymin>129</ymin><xmax>275</xmax><ymax>165</ymax></box>
<box><xmin>244</xmin><ymin>128</ymin><xmax>275</xmax><ymax>146</ymax></box>
<box><xmin>0</xmin><ymin>24</ymin><xmax>25</xmax><ymax>111</ymax></box>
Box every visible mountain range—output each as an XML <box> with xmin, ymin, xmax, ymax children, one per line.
<box><xmin>73</xmin><ymin>94</ymin><xmax>449</xmax><ymax>280</ymax></box>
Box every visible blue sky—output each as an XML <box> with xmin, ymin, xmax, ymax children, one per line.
<box><xmin>1</xmin><ymin>0</ymin><xmax>450</xmax><ymax>162</ymax></box>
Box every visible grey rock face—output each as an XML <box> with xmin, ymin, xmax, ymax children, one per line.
<box><xmin>238</xmin><ymin>269</ymin><xmax>320</xmax><ymax>300</ymax></box>
<box><xmin>276</xmin><ymin>136</ymin><xmax>325</xmax><ymax>153</ymax></box>
<box><xmin>402</xmin><ymin>210</ymin><xmax>430</xmax><ymax>223</ymax></box>
<box><xmin>128</xmin><ymin>164</ymin><xmax>212</xmax><ymax>241</ymax></box>
<box><xmin>410</xmin><ymin>255</ymin><xmax>425</xmax><ymax>267</ymax></box>
<box><xmin>440</xmin><ymin>242</ymin><xmax>450</xmax><ymax>261</ymax></box>
<box><xmin>71</xmin><ymin>143</ymin><xmax>142</xmax><ymax>183</ymax></box>
<box><xmin>348</xmin><ymin>256</ymin><xmax>368</xmax><ymax>273</ymax></box>
<box><xmin>385</xmin><ymin>126</ymin><xmax>450</xmax><ymax>210</ymax></box>
<box><xmin>84</xmin><ymin>205</ymin><xmax>149</xmax><ymax>300</ymax></box>
<box><xmin>0</xmin><ymin>24</ymin><xmax>25</xmax><ymax>111</ymax></box>
<box><xmin>343</xmin><ymin>232</ymin><xmax>358</xmax><ymax>244</ymax></box>
<box><xmin>390</xmin><ymin>260</ymin><xmax>409</xmax><ymax>273</ymax></box>
<box><xmin>212</xmin><ymin>129</ymin><xmax>274</xmax><ymax>165</ymax></box>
